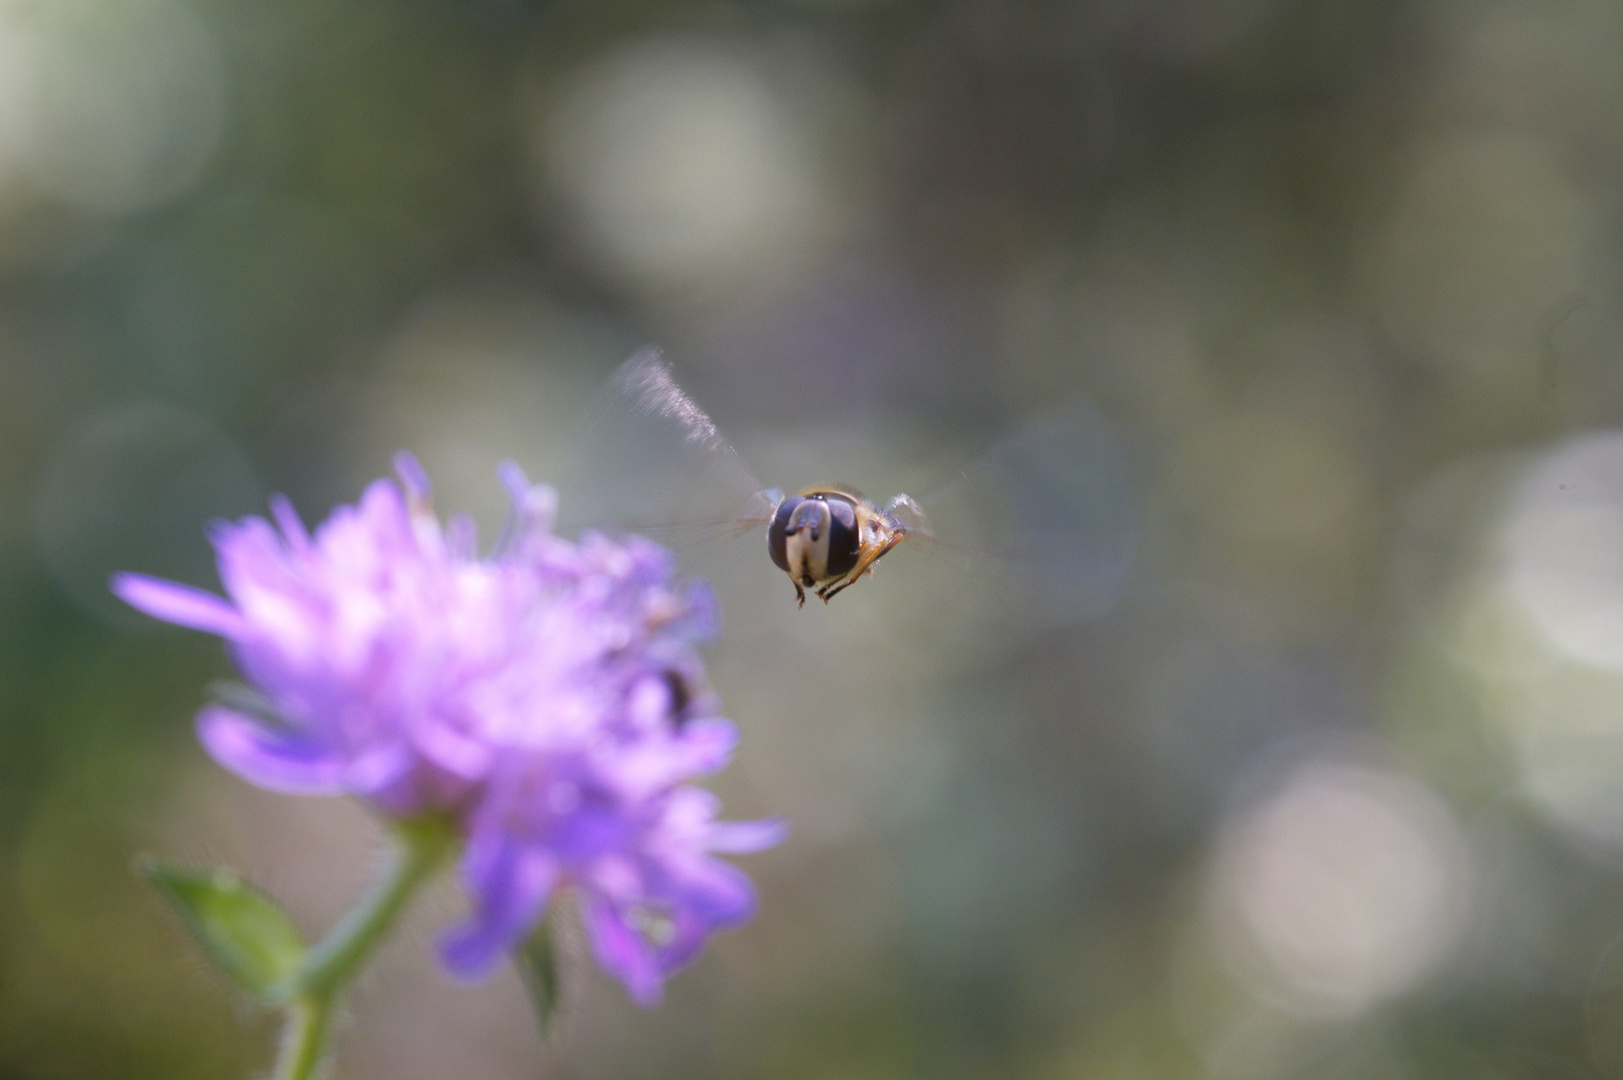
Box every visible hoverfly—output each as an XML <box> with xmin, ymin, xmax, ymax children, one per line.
<box><xmin>559</xmin><ymin>347</ymin><xmax>1136</xmax><ymax>620</ymax></box>
<box><xmin>572</xmin><ymin>348</ymin><xmax>926</xmax><ymax>605</ymax></box>
<box><xmin>765</xmin><ymin>486</ymin><xmax>925</xmax><ymax>606</ymax></box>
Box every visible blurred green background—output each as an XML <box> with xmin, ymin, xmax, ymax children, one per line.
<box><xmin>7</xmin><ymin>0</ymin><xmax>1623</xmax><ymax>1076</ymax></box>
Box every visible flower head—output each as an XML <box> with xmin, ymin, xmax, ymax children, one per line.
<box><xmin>114</xmin><ymin>453</ymin><xmax>782</xmax><ymax>1003</ymax></box>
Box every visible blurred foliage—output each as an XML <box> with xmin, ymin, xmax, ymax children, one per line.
<box><xmin>7</xmin><ymin>0</ymin><xmax>1623</xmax><ymax>1077</ymax></box>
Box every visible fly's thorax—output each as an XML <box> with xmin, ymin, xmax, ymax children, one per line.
<box><xmin>860</xmin><ymin>501</ymin><xmax>907</xmax><ymax>551</ymax></box>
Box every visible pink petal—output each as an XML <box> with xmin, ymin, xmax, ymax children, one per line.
<box><xmin>708</xmin><ymin>818</ymin><xmax>789</xmax><ymax>854</ymax></box>
<box><xmin>196</xmin><ymin>705</ymin><xmax>347</xmax><ymax>794</ymax></box>
<box><xmin>439</xmin><ymin>839</ymin><xmax>558</xmax><ymax>979</ymax></box>
<box><xmin>412</xmin><ymin>722</ymin><xmax>496</xmax><ymax>781</ymax></box>
<box><xmin>111</xmin><ymin>574</ymin><xmax>248</xmax><ymax>638</ymax></box>
<box><xmin>675</xmin><ymin>719</ymin><xmax>737</xmax><ymax>773</ymax></box>
<box><xmin>269</xmin><ymin>495</ymin><xmax>312</xmax><ymax>554</ymax></box>
<box><xmin>583</xmin><ymin>896</ymin><xmax>665</xmax><ymax>1006</ymax></box>
<box><xmin>668</xmin><ymin>856</ymin><xmax>757</xmax><ymax>926</ymax></box>
<box><xmin>393</xmin><ymin>451</ymin><xmax>432</xmax><ymax>502</ymax></box>
<box><xmin>343</xmin><ymin>744</ymin><xmax>419</xmax><ymax>812</ymax></box>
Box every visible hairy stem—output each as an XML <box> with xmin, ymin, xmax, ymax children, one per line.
<box><xmin>271</xmin><ymin>993</ymin><xmax>334</xmax><ymax>1080</ymax></box>
<box><xmin>269</xmin><ymin>816</ymin><xmax>458</xmax><ymax>1080</ymax></box>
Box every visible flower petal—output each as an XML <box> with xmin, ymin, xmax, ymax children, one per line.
<box><xmin>111</xmin><ymin>574</ymin><xmax>247</xmax><ymax>638</ymax></box>
<box><xmin>667</xmin><ymin>856</ymin><xmax>758</xmax><ymax>927</ymax></box>
<box><xmin>497</xmin><ymin>459</ymin><xmax>530</xmax><ymax>504</ymax></box>
<box><xmin>342</xmin><ymin>744</ymin><xmax>418</xmax><ymax>811</ymax></box>
<box><xmin>439</xmin><ymin>838</ymin><xmax>558</xmax><ymax>979</ymax></box>
<box><xmin>393</xmin><ymin>451</ymin><xmax>432</xmax><ymax>502</ymax></box>
<box><xmin>195</xmin><ymin>705</ymin><xmax>346</xmax><ymax>794</ymax></box>
<box><xmin>446</xmin><ymin>513</ymin><xmax>478</xmax><ymax>559</ymax></box>
<box><xmin>708</xmin><ymin>817</ymin><xmax>790</xmax><ymax>854</ymax></box>
<box><xmin>655</xmin><ymin>907</ymin><xmax>714</xmax><ymax>971</ymax></box>
<box><xmin>269</xmin><ymin>495</ymin><xmax>311</xmax><ymax>554</ymax></box>
<box><xmin>674</xmin><ymin>719</ymin><xmax>737</xmax><ymax>773</ymax></box>
<box><xmin>411</xmin><ymin>722</ymin><xmax>496</xmax><ymax>782</ymax></box>
<box><xmin>583</xmin><ymin>895</ymin><xmax>666</xmax><ymax>1006</ymax></box>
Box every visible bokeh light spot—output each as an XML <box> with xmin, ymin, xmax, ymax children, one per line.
<box><xmin>1207</xmin><ymin>761</ymin><xmax>1471</xmax><ymax>1018</ymax></box>
<box><xmin>1504</xmin><ymin>432</ymin><xmax>1623</xmax><ymax>670</ymax></box>
<box><xmin>536</xmin><ymin>37</ymin><xmax>832</xmax><ymax>297</ymax></box>
<box><xmin>1450</xmin><ymin>431</ymin><xmax>1623</xmax><ymax>848</ymax></box>
<box><xmin>1</xmin><ymin>0</ymin><xmax>223</xmax><ymax>216</ymax></box>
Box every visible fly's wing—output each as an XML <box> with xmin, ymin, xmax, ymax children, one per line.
<box><xmin>555</xmin><ymin>348</ymin><xmax>777</xmax><ymax>546</ymax></box>
<box><xmin>913</xmin><ymin>398</ymin><xmax>1137</xmax><ymax>627</ymax></box>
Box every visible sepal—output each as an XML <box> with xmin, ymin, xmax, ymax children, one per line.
<box><xmin>140</xmin><ymin>860</ymin><xmax>308</xmax><ymax>1003</ymax></box>
<box><xmin>512</xmin><ymin>915</ymin><xmax>563</xmax><ymax>1040</ymax></box>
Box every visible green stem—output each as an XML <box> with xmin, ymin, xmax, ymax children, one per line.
<box><xmin>272</xmin><ymin>994</ymin><xmax>334</xmax><ymax>1080</ymax></box>
<box><xmin>270</xmin><ymin>816</ymin><xmax>458</xmax><ymax>1080</ymax></box>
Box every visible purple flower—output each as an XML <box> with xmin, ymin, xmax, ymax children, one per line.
<box><xmin>114</xmin><ymin>453</ymin><xmax>782</xmax><ymax>1003</ymax></box>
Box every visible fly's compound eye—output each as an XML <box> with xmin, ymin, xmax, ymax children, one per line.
<box><xmin>822</xmin><ymin>495</ymin><xmax>860</xmax><ymax>578</ymax></box>
<box><xmin>768</xmin><ymin>496</ymin><xmax>805</xmax><ymax>573</ymax></box>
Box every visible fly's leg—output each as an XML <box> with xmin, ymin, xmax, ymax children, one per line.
<box><xmin>819</xmin><ymin>575</ymin><xmax>856</xmax><ymax>603</ymax></box>
<box><xmin>820</xmin><ymin>532</ymin><xmax>907</xmax><ymax>603</ymax></box>
<box><xmin>792</xmin><ymin>580</ymin><xmax>806</xmax><ymax>608</ymax></box>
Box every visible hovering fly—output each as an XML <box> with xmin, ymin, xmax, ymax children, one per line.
<box><xmin>561</xmin><ymin>347</ymin><xmax>1136</xmax><ymax>622</ymax></box>
<box><xmin>601</xmin><ymin>348</ymin><xmax>929</xmax><ymax>606</ymax></box>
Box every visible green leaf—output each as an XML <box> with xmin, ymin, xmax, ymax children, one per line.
<box><xmin>513</xmin><ymin>917</ymin><xmax>563</xmax><ymax>1040</ymax></box>
<box><xmin>140</xmin><ymin>860</ymin><xmax>308</xmax><ymax>1002</ymax></box>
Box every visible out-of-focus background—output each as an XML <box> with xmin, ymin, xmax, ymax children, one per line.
<box><xmin>6</xmin><ymin>0</ymin><xmax>1623</xmax><ymax>1077</ymax></box>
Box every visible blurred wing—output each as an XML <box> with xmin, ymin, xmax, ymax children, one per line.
<box><xmin>917</xmin><ymin>398</ymin><xmax>1137</xmax><ymax>626</ymax></box>
<box><xmin>555</xmin><ymin>348</ymin><xmax>777</xmax><ymax>544</ymax></box>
